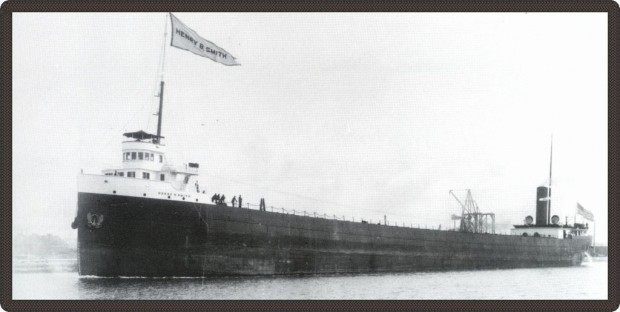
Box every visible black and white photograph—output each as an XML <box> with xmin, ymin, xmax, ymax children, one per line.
<box><xmin>8</xmin><ymin>10</ymin><xmax>610</xmax><ymax>302</ymax></box>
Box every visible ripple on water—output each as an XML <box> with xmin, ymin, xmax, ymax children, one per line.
<box><xmin>12</xmin><ymin>261</ymin><xmax>608</xmax><ymax>300</ymax></box>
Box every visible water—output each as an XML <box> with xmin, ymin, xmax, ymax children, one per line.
<box><xmin>12</xmin><ymin>260</ymin><xmax>607</xmax><ymax>300</ymax></box>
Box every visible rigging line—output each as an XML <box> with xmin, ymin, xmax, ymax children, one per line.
<box><xmin>240</xmin><ymin>201</ymin><xmax>449</xmax><ymax>225</ymax></box>
<box><xmin>146</xmin><ymin>113</ymin><xmax>152</xmax><ymax>132</ymax></box>
<box><xmin>200</xmin><ymin>172</ymin><xmax>361</xmax><ymax>210</ymax></box>
<box><xmin>200</xmin><ymin>172</ymin><xmax>463</xmax><ymax>219</ymax></box>
<box><xmin>95</xmin><ymin>101</ymin><xmax>150</xmax><ymax>159</ymax></box>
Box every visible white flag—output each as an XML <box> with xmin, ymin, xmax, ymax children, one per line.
<box><xmin>169</xmin><ymin>13</ymin><xmax>239</xmax><ymax>66</ymax></box>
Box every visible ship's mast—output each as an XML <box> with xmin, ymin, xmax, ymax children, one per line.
<box><xmin>156</xmin><ymin>81</ymin><xmax>165</xmax><ymax>144</ymax></box>
<box><xmin>155</xmin><ymin>13</ymin><xmax>169</xmax><ymax>144</ymax></box>
<box><xmin>548</xmin><ymin>135</ymin><xmax>553</xmax><ymax>224</ymax></box>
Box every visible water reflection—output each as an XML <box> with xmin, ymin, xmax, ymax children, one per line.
<box><xmin>13</xmin><ymin>261</ymin><xmax>608</xmax><ymax>300</ymax></box>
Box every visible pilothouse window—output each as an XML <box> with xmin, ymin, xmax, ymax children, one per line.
<box><xmin>131</xmin><ymin>152</ymin><xmax>136</xmax><ymax>160</ymax></box>
<box><xmin>160</xmin><ymin>174</ymin><xmax>165</xmax><ymax>181</ymax></box>
<box><xmin>142</xmin><ymin>172</ymin><xmax>150</xmax><ymax>179</ymax></box>
<box><xmin>138</xmin><ymin>152</ymin><xmax>144</xmax><ymax>160</ymax></box>
<box><xmin>159</xmin><ymin>155</ymin><xmax>163</xmax><ymax>163</ymax></box>
<box><xmin>127</xmin><ymin>171</ymin><xmax>135</xmax><ymax>178</ymax></box>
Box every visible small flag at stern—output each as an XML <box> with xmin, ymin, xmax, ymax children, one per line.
<box><xmin>576</xmin><ymin>202</ymin><xmax>594</xmax><ymax>221</ymax></box>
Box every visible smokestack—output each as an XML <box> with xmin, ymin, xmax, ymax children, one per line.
<box><xmin>536</xmin><ymin>186</ymin><xmax>550</xmax><ymax>225</ymax></box>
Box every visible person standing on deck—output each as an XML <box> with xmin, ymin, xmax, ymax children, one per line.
<box><xmin>238</xmin><ymin>195</ymin><xmax>243</xmax><ymax>208</ymax></box>
<box><xmin>231</xmin><ymin>196</ymin><xmax>237</xmax><ymax>208</ymax></box>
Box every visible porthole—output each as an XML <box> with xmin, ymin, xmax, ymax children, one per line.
<box><xmin>143</xmin><ymin>193</ymin><xmax>146</xmax><ymax>197</ymax></box>
<box><xmin>168</xmin><ymin>196</ymin><xmax>171</xmax><ymax>199</ymax></box>
<box><xmin>182</xmin><ymin>197</ymin><xmax>185</xmax><ymax>200</ymax></box>
<box><xmin>522</xmin><ymin>233</ymin><xmax>528</xmax><ymax>237</ymax></box>
<box><xmin>113</xmin><ymin>190</ymin><xmax>116</xmax><ymax>194</ymax></box>
<box><xmin>533</xmin><ymin>232</ymin><xmax>540</xmax><ymax>237</ymax></box>
<box><xmin>196</xmin><ymin>199</ymin><xmax>199</xmax><ymax>202</ymax></box>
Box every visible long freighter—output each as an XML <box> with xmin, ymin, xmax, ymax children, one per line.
<box><xmin>71</xmin><ymin>13</ymin><xmax>592</xmax><ymax>277</ymax></box>
<box><xmin>73</xmin><ymin>143</ymin><xmax>592</xmax><ymax>277</ymax></box>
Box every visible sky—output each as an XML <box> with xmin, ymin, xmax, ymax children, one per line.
<box><xmin>12</xmin><ymin>13</ymin><xmax>608</xmax><ymax>245</ymax></box>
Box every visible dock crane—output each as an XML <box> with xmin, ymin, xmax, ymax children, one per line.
<box><xmin>449</xmin><ymin>189</ymin><xmax>495</xmax><ymax>234</ymax></box>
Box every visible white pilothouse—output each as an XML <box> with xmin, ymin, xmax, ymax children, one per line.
<box><xmin>101</xmin><ymin>130</ymin><xmax>199</xmax><ymax>191</ymax></box>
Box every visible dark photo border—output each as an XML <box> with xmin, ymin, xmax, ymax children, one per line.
<box><xmin>1</xmin><ymin>1</ymin><xmax>618</xmax><ymax>311</ymax></box>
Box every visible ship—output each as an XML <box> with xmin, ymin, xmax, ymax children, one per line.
<box><xmin>71</xmin><ymin>14</ymin><xmax>592</xmax><ymax>277</ymax></box>
<box><xmin>71</xmin><ymin>101</ymin><xmax>592</xmax><ymax>277</ymax></box>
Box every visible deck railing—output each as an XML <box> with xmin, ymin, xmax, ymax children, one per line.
<box><xmin>210</xmin><ymin>199</ymin><xmax>510</xmax><ymax>234</ymax></box>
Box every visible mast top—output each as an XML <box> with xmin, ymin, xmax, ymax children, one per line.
<box><xmin>549</xmin><ymin>135</ymin><xmax>553</xmax><ymax>187</ymax></box>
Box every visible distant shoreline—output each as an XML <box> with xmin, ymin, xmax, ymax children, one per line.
<box><xmin>13</xmin><ymin>257</ymin><xmax>78</xmax><ymax>273</ymax></box>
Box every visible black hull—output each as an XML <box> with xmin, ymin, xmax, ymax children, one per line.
<box><xmin>76</xmin><ymin>192</ymin><xmax>591</xmax><ymax>277</ymax></box>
